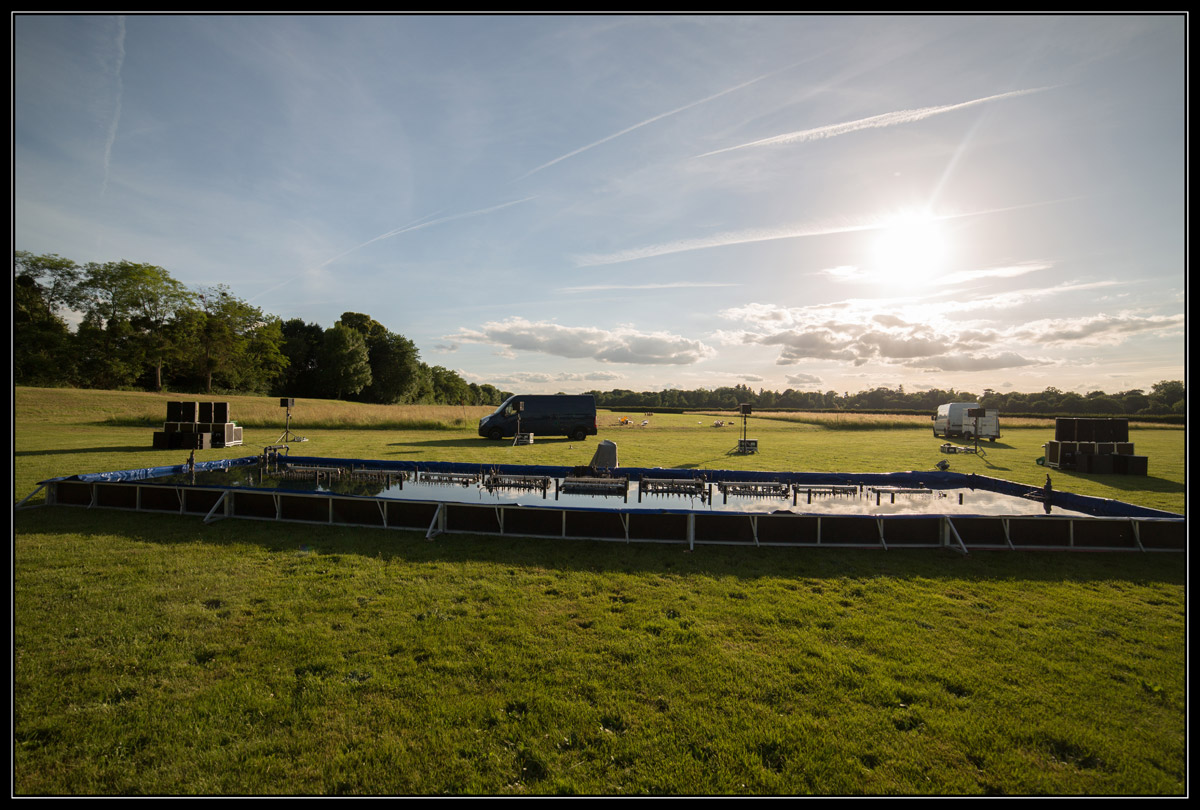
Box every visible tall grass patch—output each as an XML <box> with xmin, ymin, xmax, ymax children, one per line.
<box><xmin>16</xmin><ymin>386</ymin><xmax>492</xmax><ymax>431</ymax></box>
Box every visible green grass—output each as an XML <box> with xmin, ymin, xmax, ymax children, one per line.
<box><xmin>13</xmin><ymin>387</ymin><xmax>1188</xmax><ymax>795</ymax></box>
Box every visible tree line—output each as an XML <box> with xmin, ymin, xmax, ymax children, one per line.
<box><xmin>14</xmin><ymin>252</ymin><xmax>508</xmax><ymax>406</ymax></box>
<box><xmin>584</xmin><ymin>381</ymin><xmax>1186</xmax><ymax>416</ymax></box>
<box><xmin>15</xmin><ymin>251</ymin><xmax>1184</xmax><ymax>416</ymax></box>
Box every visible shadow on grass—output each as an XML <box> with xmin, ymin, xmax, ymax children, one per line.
<box><xmin>387</xmin><ymin>437</ymin><xmax>593</xmax><ymax>450</ymax></box>
<box><xmin>14</xmin><ymin>504</ymin><xmax>1186</xmax><ymax>586</ymax></box>
<box><xmin>1052</xmin><ymin>472</ymin><xmax>1185</xmax><ymax>496</ymax></box>
<box><xmin>15</xmin><ymin>446</ymin><xmax>171</xmax><ymax>457</ymax></box>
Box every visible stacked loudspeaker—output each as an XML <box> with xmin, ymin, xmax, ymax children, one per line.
<box><xmin>152</xmin><ymin>401</ymin><xmax>244</xmax><ymax>450</ymax></box>
<box><xmin>1044</xmin><ymin>418</ymin><xmax>1146</xmax><ymax>474</ymax></box>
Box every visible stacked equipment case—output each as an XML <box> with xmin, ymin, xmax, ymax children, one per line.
<box><xmin>1044</xmin><ymin>418</ymin><xmax>1146</xmax><ymax>474</ymax></box>
<box><xmin>152</xmin><ymin>401</ymin><xmax>243</xmax><ymax>450</ymax></box>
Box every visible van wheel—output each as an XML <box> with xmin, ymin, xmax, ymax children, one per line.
<box><xmin>488</xmin><ymin>428</ymin><xmax>503</xmax><ymax>440</ymax></box>
<box><xmin>570</xmin><ymin>427</ymin><xmax>587</xmax><ymax>441</ymax></box>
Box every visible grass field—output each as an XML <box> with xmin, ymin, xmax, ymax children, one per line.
<box><xmin>12</xmin><ymin>387</ymin><xmax>1188</xmax><ymax>795</ymax></box>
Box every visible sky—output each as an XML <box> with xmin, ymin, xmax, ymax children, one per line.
<box><xmin>13</xmin><ymin>14</ymin><xmax>1188</xmax><ymax>397</ymax></box>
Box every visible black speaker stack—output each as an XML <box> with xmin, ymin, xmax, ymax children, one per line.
<box><xmin>1044</xmin><ymin>418</ymin><xmax>1145</xmax><ymax>475</ymax></box>
<box><xmin>152</xmin><ymin>401</ymin><xmax>244</xmax><ymax>450</ymax></box>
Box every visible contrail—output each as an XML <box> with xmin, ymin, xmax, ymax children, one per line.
<box><xmin>559</xmin><ymin>281</ymin><xmax>740</xmax><ymax>293</ymax></box>
<box><xmin>101</xmin><ymin>16</ymin><xmax>126</xmax><ymax>197</ymax></box>
<box><xmin>358</xmin><ymin>196</ymin><xmax>536</xmax><ymax>253</ymax></box>
<box><xmin>574</xmin><ymin>220</ymin><xmax>882</xmax><ymax>267</ymax></box>
<box><xmin>573</xmin><ymin>197</ymin><xmax>1073</xmax><ymax>268</ymax></box>
<box><xmin>249</xmin><ymin>197</ymin><xmax>535</xmax><ymax>302</ymax></box>
<box><xmin>695</xmin><ymin>87</ymin><xmax>1051</xmax><ymax>158</ymax></box>
<box><xmin>520</xmin><ymin>62</ymin><xmax>804</xmax><ymax>179</ymax></box>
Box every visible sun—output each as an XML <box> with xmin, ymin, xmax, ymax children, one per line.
<box><xmin>870</xmin><ymin>210</ymin><xmax>948</xmax><ymax>284</ymax></box>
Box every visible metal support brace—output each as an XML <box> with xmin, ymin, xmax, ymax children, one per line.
<box><xmin>620</xmin><ymin>513</ymin><xmax>629</xmax><ymax>542</ymax></box>
<box><xmin>377</xmin><ymin>500</ymin><xmax>387</xmax><ymax>529</ymax></box>
<box><xmin>15</xmin><ymin>484</ymin><xmax>47</xmax><ymax>509</ymax></box>
<box><xmin>88</xmin><ymin>484</ymin><xmax>98</xmax><ymax>509</ymax></box>
<box><xmin>687</xmin><ymin>514</ymin><xmax>695</xmax><ymax>551</ymax></box>
<box><xmin>1002</xmin><ymin>518</ymin><xmax>1015</xmax><ymax>550</ymax></box>
<box><xmin>426</xmin><ymin>503</ymin><xmax>444</xmax><ymax>540</ymax></box>
<box><xmin>1130</xmin><ymin>519</ymin><xmax>1145</xmax><ymax>552</ymax></box>
<box><xmin>203</xmin><ymin>491</ymin><xmax>228</xmax><ymax>524</ymax></box>
<box><xmin>877</xmin><ymin>518</ymin><xmax>888</xmax><ymax>550</ymax></box>
<box><xmin>751</xmin><ymin>515</ymin><xmax>759</xmax><ymax>547</ymax></box>
<box><xmin>495</xmin><ymin>507</ymin><xmax>504</xmax><ymax>535</ymax></box>
<box><xmin>944</xmin><ymin>517</ymin><xmax>969</xmax><ymax>555</ymax></box>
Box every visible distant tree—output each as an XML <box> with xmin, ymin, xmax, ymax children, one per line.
<box><xmin>426</xmin><ymin>365</ymin><xmax>471</xmax><ymax>404</ymax></box>
<box><xmin>1150</xmin><ymin>380</ymin><xmax>1185</xmax><ymax>413</ymax></box>
<box><xmin>14</xmin><ymin>251</ymin><xmax>82</xmax><ymax>312</ymax></box>
<box><xmin>190</xmin><ymin>285</ymin><xmax>286</xmax><ymax>394</ymax></box>
<box><xmin>317</xmin><ymin>323</ymin><xmax>372</xmax><ymax>400</ymax></box>
<box><xmin>123</xmin><ymin>263</ymin><xmax>196</xmax><ymax>390</ymax></box>
<box><xmin>239</xmin><ymin>316</ymin><xmax>289</xmax><ymax>395</ymax></box>
<box><xmin>72</xmin><ymin>260</ymin><xmax>147</xmax><ymax>388</ymax></box>
<box><xmin>337</xmin><ymin>312</ymin><xmax>422</xmax><ymax>404</ymax></box>
<box><xmin>13</xmin><ymin>252</ymin><xmax>80</xmax><ymax>385</ymax></box>
<box><xmin>1118</xmin><ymin>389</ymin><xmax>1150</xmax><ymax>414</ymax></box>
<box><xmin>277</xmin><ymin>319</ymin><xmax>326</xmax><ymax>399</ymax></box>
<box><xmin>406</xmin><ymin>363</ymin><xmax>436</xmax><ymax>403</ymax></box>
<box><xmin>1080</xmin><ymin>395</ymin><xmax>1123</xmax><ymax>414</ymax></box>
<box><xmin>477</xmin><ymin>383</ymin><xmax>504</xmax><ymax>406</ymax></box>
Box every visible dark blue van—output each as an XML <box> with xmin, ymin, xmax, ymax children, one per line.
<box><xmin>478</xmin><ymin>394</ymin><xmax>597</xmax><ymax>441</ymax></box>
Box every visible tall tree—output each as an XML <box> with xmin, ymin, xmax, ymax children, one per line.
<box><xmin>426</xmin><ymin>364</ymin><xmax>471</xmax><ymax>404</ymax></box>
<box><xmin>13</xmin><ymin>252</ymin><xmax>81</xmax><ymax>385</ymax></box>
<box><xmin>124</xmin><ymin>263</ymin><xmax>196</xmax><ymax>390</ymax></box>
<box><xmin>190</xmin><ymin>285</ymin><xmax>286</xmax><ymax>394</ymax></box>
<box><xmin>278</xmin><ymin>318</ymin><xmax>326</xmax><ymax>398</ymax></box>
<box><xmin>317</xmin><ymin>323</ymin><xmax>372</xmax><ymax>400</ymax></box>
<box><xmin>337</xmin><ymin>312</ymin><xmax>422</xmax><ymax>404</ymax></box>
<box><xmin>1150</xmin><ymin>380</ymin><xmax>1185</xmax><ymax>413</ymax></box>
<box><xmin>73</xmin><ymin>260</ymin><xmax>146</xmax><ymax>388</ymax></box>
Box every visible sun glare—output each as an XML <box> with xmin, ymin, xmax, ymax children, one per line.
<box><xmin>870</xmin><ymin>210</ymin><xmax>947</xmax><ymax>284</ymax></box>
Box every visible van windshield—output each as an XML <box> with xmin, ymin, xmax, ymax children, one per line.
<box><xmin>490</xmin><ymin>397</ymin><xmax>516</xmax><ymax>417</ymax></box>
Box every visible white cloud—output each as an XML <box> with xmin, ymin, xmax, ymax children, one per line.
<box><xmin>718</xmin><ymin>295</ymin><xmax>1179</xmax><ymax>374</ymax></box>
<box><xmin>1011</xmin><ymin>312</ymin><xmax>1186</xmax><ymax>347</ymax></box>
<box><xmin>784</xmin><ymin>372</ymin><xmax>824</xmax><ymax>387</ymax></box>
<box><xmin>903</xmin><ymin>352</ymin><xmax>1044</xmax><ymax>372</ymax></box>
<box><xmin>481</xmin><ymin>370</ymin><xmax>626</xmax><ymax>386</ymax></box>
<box><xmin>449</xmin><ymin>317</ymin><xmax>716</xmax><ymax>366</ymax></box>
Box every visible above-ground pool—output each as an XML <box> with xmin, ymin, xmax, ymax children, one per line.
<box><xmin>24</xmin><ymin>453</ymin><xmax>1185</xmax><ymax>553</ymax></box>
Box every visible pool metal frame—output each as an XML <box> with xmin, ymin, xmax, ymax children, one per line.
<box><xmin>22</xmin><ymin>455</ymin><xmax>1186</xmax><ymax>554</ymax></box>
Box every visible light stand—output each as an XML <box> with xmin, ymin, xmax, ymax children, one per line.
<box><xmin>276</xmin><ymin>397</ymin><xmax>308</xmax><ymax>444</ymax></box>
<box><xmin>967</xmin><ymin>406</ymin><xmax>985</xmax><ymax>457</ymax></box>
<box><xmin>736</xmin><ymin>403</ymin><xmax>757</xmax><ymax>454</ymax></box>
<box><xmin>513</xmin><ymin>400</ymin><xmax>531</xmax><ymax>446</ymax></box>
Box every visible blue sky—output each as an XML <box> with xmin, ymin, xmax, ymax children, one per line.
<box><xmin>14</xmin><ymin>14</ymin><xmax>1186</xmax><ymax>397</ymax></box>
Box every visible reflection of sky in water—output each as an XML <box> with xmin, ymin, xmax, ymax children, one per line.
<box><xmin>151</xmin><ymin>468</ymin><xmax>1091</xmax><ymax>518</ymax></box>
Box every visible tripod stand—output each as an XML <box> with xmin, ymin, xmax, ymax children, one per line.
<box><xmin>276</xmin><ymin>402</ymin><xmax>307</xmax><ymax>443</ymax></box>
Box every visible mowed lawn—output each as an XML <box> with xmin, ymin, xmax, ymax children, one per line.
<box><xmin>13</xmin><ymin>388</ymin><xmax>1187</xmax><ymax>795</ymax></box>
